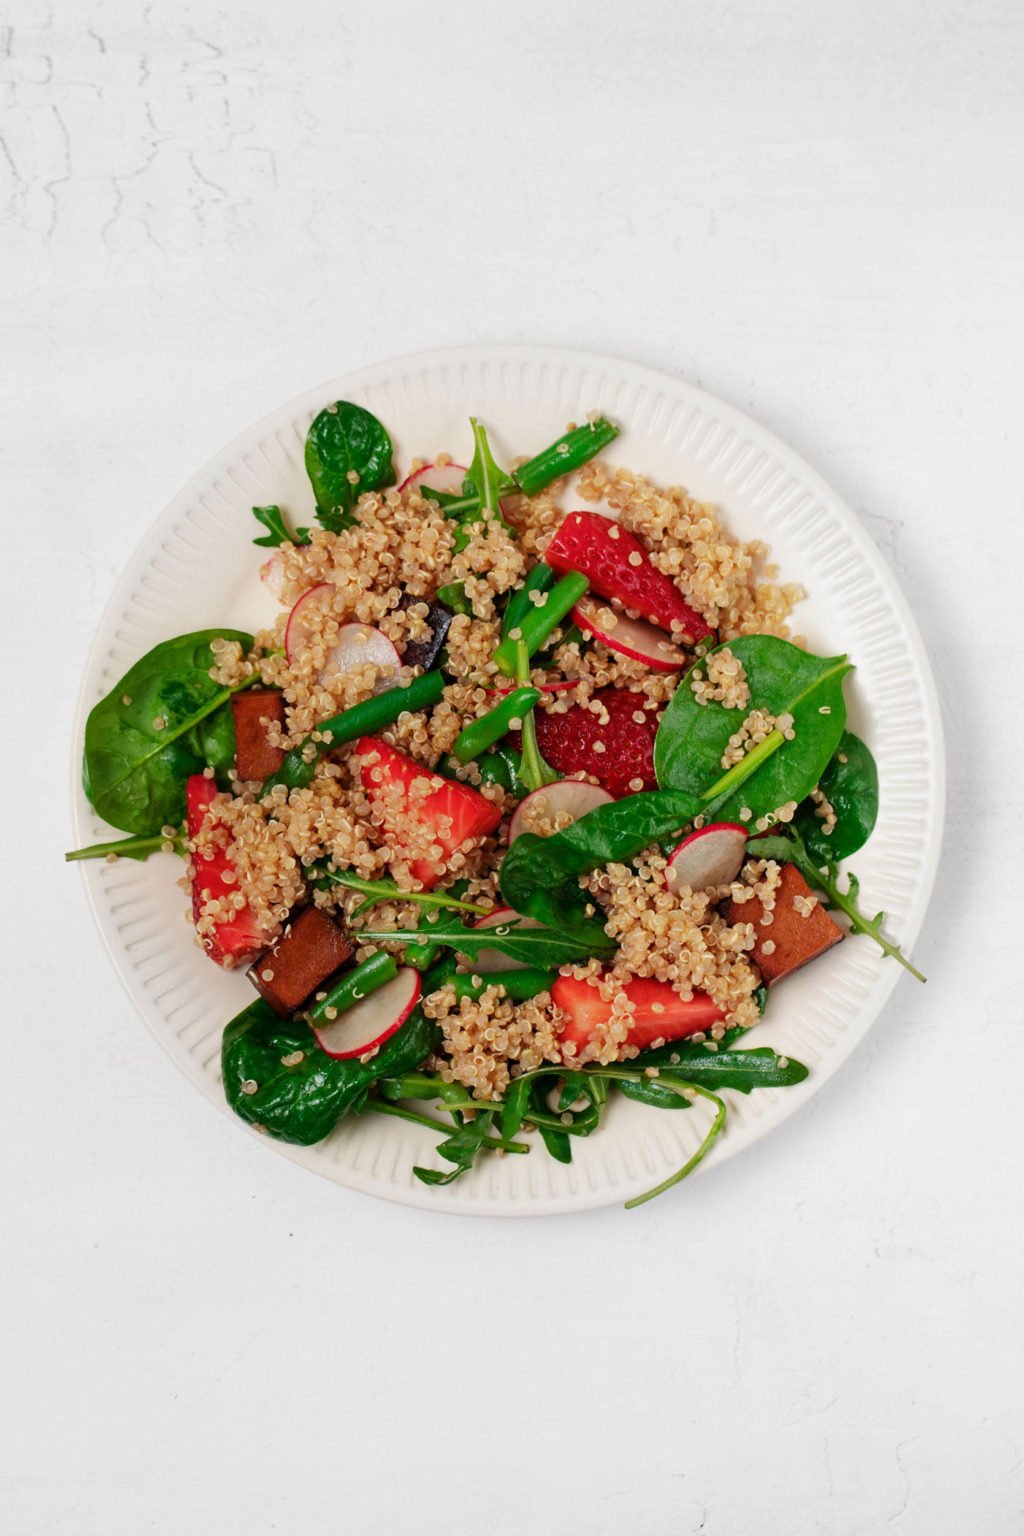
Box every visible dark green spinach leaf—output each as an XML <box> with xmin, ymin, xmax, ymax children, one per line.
<box><xmin>305</xmin><ymin>401</ymin><xmax>395</xmax><ymax>531</ymax></box>
<box><xmin>222</xmin><ymin>1000</ymin><xmax>439</xmax><ymax>1145</ymax></box>
<box><xmin>795</xmin><ymin>728</ymin><xmax>878</xmax><ymax>862</ymax></box>
<box><xmin>654</xmin><ymin>636</ymin><xmax>851</xmax><ymax>820</ymax></box>
<box><xmin>82</xmin><ymin>629</ymin><xmax>254</xmax><ymax>835</ymax></box>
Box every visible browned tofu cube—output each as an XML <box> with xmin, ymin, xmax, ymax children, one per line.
<box><xmin>725</xmin><ymin>863</ymin><xmax>843</xmax><ymax>985</ymax></box>
<box><xmin>231</xmin><ymin>690</ymin><xmax>286</xmax><ymax>781</ymax></box>
<box><xmin>248</xmin><ymin>906</ymin><xmax>354</xmax><ymax>1016</ymax></box>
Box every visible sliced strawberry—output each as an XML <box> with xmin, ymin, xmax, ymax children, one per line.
<box><xmin>553</xmin><ymin>974</ymin><xmax>724</xmax><ymax>1057</ymax></box>
<box><xmin>357</xmin><ymin>736</ymin><xmax>502</xmax><ymax>890</ymax></box>
<box><xmin>186</xmin><ymin>775</ymin><xmax>265</xmax><ymax>967</ymax></box>
<box><xmin>546</xmin><ymin>510</ymin><xmax>713</xmax><ymax>642</ymax></box>
<box><xmin>531</xmin><ymin>688</ymin><xmax>662</xmax><ymax>798</ymax></box>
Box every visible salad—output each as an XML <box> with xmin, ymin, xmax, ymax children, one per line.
<box><xmin>70</xmin><ymin>401</ymin><xmax>923</xmax><ymax>1205</ymax></box>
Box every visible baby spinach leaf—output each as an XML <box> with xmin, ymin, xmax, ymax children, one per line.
<box><xmin>654</xmin><ymin>636</ymin><xmax>852</xmax><ymax>821</ymax></box>
<box><xmin>795</xmin><ymin>729</ymin><xmax>878</xmax><ymax>863</ymax></box>
<box><xmin>82</xmin><ymin>629</ymin><xmax>254</xmax><ymax>835</ymax></box>
<box><xmin>251</xmin><ymin>505</ymin><xmax>310</xmax><ymax>547</ymax></box>
<box><xmin>222</xmin><ymin>1000</ymin><xmax>439</xmax><ymax>1146</ymax></box>
<box><xmin>305</xmin><ymin>401</ymin><xmax>395</xmax><ymax>531</ymax></box>
<box><xmin>499</xmin><ymin>790</ymin><xmax>702</xmax><ymax>942</ymax></box>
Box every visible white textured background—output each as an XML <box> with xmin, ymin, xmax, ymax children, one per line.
<box><xmin>3</xmin><ymin>2</ymin><xmax>1022</xmax><ymax>1533</ymax></box>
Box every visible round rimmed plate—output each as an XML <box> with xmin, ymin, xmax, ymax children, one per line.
<box><xmin>71</xmin><ymin>345</ymin><xmax>944</xmax><ymax>1215</ymax></box>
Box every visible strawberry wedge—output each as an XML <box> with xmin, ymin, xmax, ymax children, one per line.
<box><xmin>357</xmin><ymin>736</ymin><xmax>502</xmax><ymax>890</ymax></box>
<box><xmin>546</xmin><ymin>510</ymin><xmax>712</xmax><ymax>642</ymax></box>
<box><xmin>186</xmin><ymin>775</ymin><xmax>265</xmax><ymax>966</ymax></box>
<box><xmin>553</xmin><ymin>974</ymin><xmax>724</xmax><ymax>1057</ymax></box>
<box><xmin>532</xmin><ymin>687</ymin><xmax>662</xmax><ymax>797</ymax></box>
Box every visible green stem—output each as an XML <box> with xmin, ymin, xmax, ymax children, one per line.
<box><xmin>315</xmin><ymin>867</ymin><xmax>488</xmax><ymax>916</ymax></box>
<box><xmin>65</xmin><ymin>828</ymin><xmax>185</xmax><ymax>863</ymax></box>
<box><xmin>514</xmin><ymin>639</ymin><xmax>558</xmax><ymax>793</ymax></box>
<box><xmin>513</xmin><ymin>417</ymin><xmax>619</xmax><ymax>498</ymax></box>
<box><xmin>700</xmin><ymin>728</ymin><xmax>786</xmax><ymax>808</ymax></box>
<box><xmin>362</xmin><ymin>1099</ymin><xmax>529</xmax><ymax>1154</ymax></box>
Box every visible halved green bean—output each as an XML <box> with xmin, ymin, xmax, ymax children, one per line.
<box><xmin>501</xmin><ymin>563</ymin><xmax>556</xmax><ymax>640</ymax></box>
<box><xmin>451</xmin><ymin>686</ymin><xmax>540</xmax><ymax>763</ymax></box>
<box><xmin>262</xmin><ymin>670</ymin><xmax>446</xmax><ymax>794</ymax></box>
<box><xmin>305</xmin><ymin>951</ymin><xmax>398</xmax><ymax>1025</ymax></box>
<box><xmin>492</xmin><ymin>571</ymin><xmax>589</xmax><ymax>676</ymax></box>
<box><xmin>513</xmin><ymin>417</ymin><xmax>619</xmax><ymax>498</ymax></box>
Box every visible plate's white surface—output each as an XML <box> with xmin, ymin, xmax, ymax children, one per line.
<box><xmin>71</xmin><ymin>345</ymin><xmax>944</xmax><ymax>1215</ymax></box>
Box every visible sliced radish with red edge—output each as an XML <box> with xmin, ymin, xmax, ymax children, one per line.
<box><xmin>664</xmin><ymin>823</ymin><xmax>749</xmax><ymax>894</ymax></box>
<box><xmin>260</xmin><ymin>552</ymin><xmax>289</xmax><ymax>603</ymax></box>
<box><xmin>508</xmin><ymin>781</ymin><xmax>615</xmax><ymax>843</ymax></box>
<box><xmin>286</xmin><ymin>586</ymin><xmax>400</xmax><ymax>690</ymax></box>
<box><xmin>572</xmin><ymin>595</ymin><xmax>688</xmax><ymax>672</ymax></box>
<box><xmin>398</xmin><ymin>461</ymin><xmax>468</xmax><ymax>496</ymax></box>
<box><xmin>311</xmin><ymin>968</ymin><xmax>421</xmax><ymax>1060</ymax></box>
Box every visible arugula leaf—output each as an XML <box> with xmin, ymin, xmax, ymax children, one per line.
<box><xmin>628</xmin><ymin>1046</ymin><xmax>809</xmax><ymax>1093</ymax></box>
<box><xmin>251</xmin><ymin>505</ymin><xmax>310</xmax><ymax>548</ymax></box>
<box><xmin>465</xmin><ymin>417</ymin><xmax>515</xmax><ymax>513</ymax></box>
<box><xmin>357</xmin><ymin>920</ymin><xmax>614</xmax><ymax>966</ymax></box>
<box><xmin>795</xmin><ymin>729</ymin><xmax>878</xmax><ymax>863</ymax></box>
<box><xmin>305</xmin><ymin>401</ymin><xmax>395</xmax><ymax>530</ymax></box>
<box><xmin>654</xmin><ymin>635</ymin><xmax>852</xmax><ymax>820</ymax></box>
<box><xmin>82</xmin><ymin>629</ymin><xmax>254</xmax><ymax>835</ymax></box>
<box><xmin>414</xmin><ymin>1114</ymin><xmax>495</xmax><ymax>1186</ymax></box>
<box><xmin>754</xmin><ymin>828</ymin><xmax>925</xmax><ymax>981</ymax></box>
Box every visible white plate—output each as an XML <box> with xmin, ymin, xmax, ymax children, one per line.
<box><xmin>71</xmin><ymin>345</ymin><xmax>944</xmax><ymax>1215</ymax></box>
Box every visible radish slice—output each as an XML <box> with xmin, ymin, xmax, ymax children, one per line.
<box><xmin>311</xmin><ymin>968</ymin><xmax>421</xmax><ymax>1060</ymax></box>
<box><xmin>321</xmin><ymin>624</ymin><xmax>400</xmax><ymax>692</ymax></box>
<box><xmin>509</xmin><ymin>781</ymin><xmax>615</xmax><ymax>843</ymax></box>
<box><xmin>665</xmin><ymin>823</ymin><xmax>749</xmax><ymax>894</ymax></box>
<box><xmin>260</xmin><ymin>552</ymin><xmax>290</xmax><ymax>603</ymax></box>
<box><xmin>573</xmin><ymin>595</ymin><xmax>688</xmax><ymax>672</ymax></box>
<box><xmin>399</xmin><ymin>461</ymin><xmax>468</xmax><ymax>496</ymax></box>
<box><xmin>285</xmin><ymin>587</ymin><xmax>400</xmax><ymax>691</ymax></box>
<box><xmin>285</xmin><ymin>583</ymin><xmax>332</xmax><ymax>664</ymax></box>
<box><xmin>460</xmin><ymin>907</ymin><xmax>545</xmax><ymax>973</ymax></box>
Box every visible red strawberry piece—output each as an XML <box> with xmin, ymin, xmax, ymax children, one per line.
<box><xmin>186</xmin><ymin>775</ymin><xmax>266</xmax><ymax>966</ymax></box>
<box><xmin>357</xmin><ymin>736</ymin><xmax>502</xmax><ymax>890</ymax></box>
<box><xmin>532</xmin><ymin>688</ymin><xmax>662</xmax><ymax>798</ymax></box>
<box><xmin>553</xmin><ymin>974</ymin><xmax>724</xmax><ymax>1057</ymax></box>
<box><xmin>546</xmin><ymin>510</ymin><xmax>713</xmax><ymax>642</ymax></box>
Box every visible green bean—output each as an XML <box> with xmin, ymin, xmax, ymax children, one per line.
<box><xmin>513</xmin><ymin>417</ymin><xmax>619</xmax><ymax>498</ymax></box>
<box><xmin>262</xmin><ymin>670</ymin><xmax>446</xmax><ymax>794</ymax></box>
<box><xmin>305</xmin><ymin>951</ymin><xmax>399</xmax><ymax>1025</ymax></box>
<box><xmin>451</xmin><ymin>686</ymin><xmax>540</xmax><ymax>763</ymax></box>
<box><xmin>501</xmin><ymin>563</ymin><xmax>556</xmax><ymax>640</ymax></box>
<box><xmin>492</xmin><ymin>572</ymin><xmax>589</xmax><ymax>676</ymax></box>
<box><xmin>447</xmin><ymin>968</ymin><xmax>557</xmax><ymax>1003</ymax></box>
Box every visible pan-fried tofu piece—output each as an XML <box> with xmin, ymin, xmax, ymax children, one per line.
<box><xmin>231</xmin><ymin>690</ymin><xmax>286</xmax><ymax>782</ymax></box>
<box><xmin>726</xmin><ymin>863</ymin><xmax>843</xmax><ymax>985</ymax></box>
<box><xmin>248</xmin><ymin>906</ymin><xmax>354</xmax><ymax>1016</ymax></box>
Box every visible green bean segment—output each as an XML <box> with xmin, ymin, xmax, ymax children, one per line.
<box><xmin>451</xmin><ymin>687</ymin><xmax>540</xmax><ymax>763</ymax></box>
